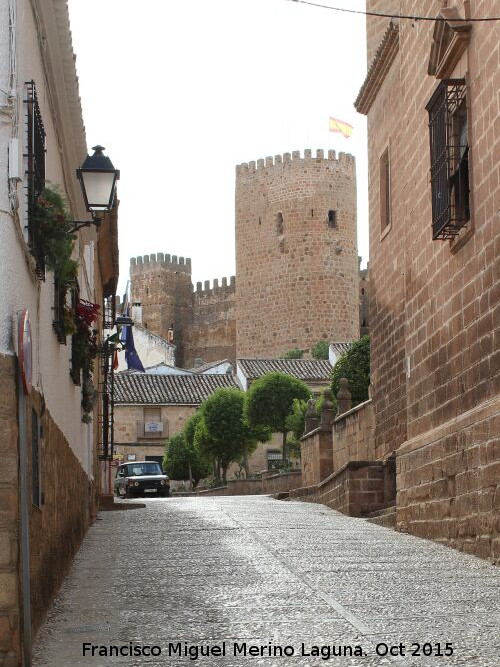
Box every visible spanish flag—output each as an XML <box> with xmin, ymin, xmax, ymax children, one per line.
<box><xmin>329</xmin><ymin>117</ymin><xmax>353</xmax><ymax>138</ymax></box>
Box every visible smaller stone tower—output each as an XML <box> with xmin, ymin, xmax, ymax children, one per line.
<box><xmin>130</xmin><ymin>254</ymin><xmax>192</xmax><ymax>366</ymax></box>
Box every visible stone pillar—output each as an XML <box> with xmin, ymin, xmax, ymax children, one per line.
<box><xmin>321</xmin><ymin>388</ymin><xmax>335</xmax><ymax>427</ymax></box>
<box><xmin>336</xmin><ymin>378</ymin><xmax>352</xmax><ymax>415</ymax></box>
<box><xmin>304</xmin><ymin>398</ymin><xmax>320</xmax><ymax>434</ymax></box>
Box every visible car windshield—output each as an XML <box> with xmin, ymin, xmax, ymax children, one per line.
<box><xmin>126</xmin><ymin>463</ymin><xmax>162</xmax><ymax>477</ymax></box>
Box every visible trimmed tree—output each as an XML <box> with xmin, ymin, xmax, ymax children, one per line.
<box><xmin>330</xmin><ymin>335</ymin><xmax>370</xmax><ymax>407</ymax></box>
<box><xmin>200</xmin><ymin>388</ymin><xmax>271</xmax><ymax>478</ymax></box>
<box><xmin>193</xmin><ymin>413</ymin><xmax>239</xmax><ymax>484</ymax></box>
<box><xmin>245</xmin><ymin>372</ymin><xmax>311</xmax><ymax>463</ymax></box>
<box><xmin>163</xmin><ymin>431</ymin><xmax>211</xmax><ymax>488</ymax></box>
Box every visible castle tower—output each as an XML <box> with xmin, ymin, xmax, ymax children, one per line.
<box><xmin>130</xmin><ymin>254</ymin><xmax>193</xmax><ymax>366</ymax></box>
<box><xmin>235</xmin><ymin>149</ymin><xmax>359</xmax><ymax>358</ymax></box>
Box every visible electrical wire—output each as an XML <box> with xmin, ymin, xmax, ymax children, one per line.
<box><xmin>286</xmin><ymin>0</ymin><xmax>500</xmax><ymax>22</ymax></box>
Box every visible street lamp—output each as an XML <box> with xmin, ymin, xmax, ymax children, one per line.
<box><xmin>72</xmin><ymin>145</ymin><xmax>120</xmax><ymax>232</ymax></box>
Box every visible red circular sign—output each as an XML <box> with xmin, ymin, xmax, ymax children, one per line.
<box><xmin>18</xmin><ymin>309</ymin><xmax>32</xmax><ymax>395</ymax></box>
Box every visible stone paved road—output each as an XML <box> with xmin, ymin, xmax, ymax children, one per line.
<box><xmin>33</xmin><ymin>497</ymin><xmax>500</xmax><ymax>667</ymax></box>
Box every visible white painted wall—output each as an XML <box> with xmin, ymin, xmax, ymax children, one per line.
<box><xmin>116</xmin><ymin>325</ymin><xmax>175</xmax><ymax>372</ymax></box>
<box><xmin>0</xmin><ymin>0</ymin><xmax>95</xmax><ymax>472</ymax></box>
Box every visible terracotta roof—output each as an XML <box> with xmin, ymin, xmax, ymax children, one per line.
<box><xmin>114</xmin><ymin>373</ymin><xmax>239</xmax><ymax>405</ymax></box>
<box><xmin>237</xmin><ymin>358</ymin><xmax>331</xmax><ymax>382</ymax></box>
<box><xmin>330</xmin><ymin>342</ymin><xmax>353</xmax><ymax>357</ymax></box>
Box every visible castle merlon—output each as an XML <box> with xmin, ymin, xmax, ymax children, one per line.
<box><xmin>235</xmin><ymin>149</ymin><xmax>355</xmax><ymax>174</ymax></box>
<box><xmin>195</xmin><ymin>276</ymin><xmax>236</xmax><ymax>294</ymax></box>
<box><xmin>130</xmin><ymin>254</ymin><xmax>192</xmax><ymax>273</ymax></box>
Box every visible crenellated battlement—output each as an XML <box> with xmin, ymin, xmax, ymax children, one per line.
<box><xmin>194</xmin><ymin>276</ymin><xmax>236</xmax><ymax>296</ymax></box>
<box><xmin>236</xmin><ymin>149</ymin><xmax>355</xmax><ymax>176</ymax></box>
<box><xmin>130</xmin><ymin>253</ymin><xmax>192</xmax><ymax>274</ymax></box>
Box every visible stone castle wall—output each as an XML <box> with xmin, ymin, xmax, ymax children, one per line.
<box><xmin>235</xmin><ymin>149</ymin><xmax>359</xmax><ymax>359</ymax></box>
<box><xmin>130</xmin><ymin>255</ymin><xmax>236</xmax><ymax>367</ymax></box>
<box><xmin>184</xmin><ymin>278</ymin><xmax>236</xmax><ymax>368</ymax></box>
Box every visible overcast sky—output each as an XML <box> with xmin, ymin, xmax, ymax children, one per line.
<box><xmin>67</xmin><ymin>0</ymin><xmax>369</xmax><ymax>295</ymax></box>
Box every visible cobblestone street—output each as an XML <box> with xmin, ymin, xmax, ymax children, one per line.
<box><xmin>33</xmin><ymin>497</ymin><xmax>500</xmax><ymax>667</ymax></box>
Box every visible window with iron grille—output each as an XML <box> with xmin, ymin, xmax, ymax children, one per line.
<box><xmin>53</xmin><ymin>278</ymin><xmax>68</xmax><ymax>345</ymax></box>
<box><xmin>25</xmin><ymin>81</ymin><xmax>46</xmax><ymax>277</ymax></box>
<box><xmin>266</xmin><ymin>449</ymin><xmax>283</xmax><ymax>470</ymax></box>
<box><xmin>426</xmin><ymin>79</ymin><xmax>470</xmax><ymax>240</ymax></box>
<box><xmin>327</xmin><ymin>209</ymin><xmax>337</xmax><ymax>228</ymax></box>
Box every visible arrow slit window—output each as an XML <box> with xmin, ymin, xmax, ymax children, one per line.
<box><xmin>426</xmin><ymin>79</ymin><xmax>470</xmax><ymax>240</ymax></box>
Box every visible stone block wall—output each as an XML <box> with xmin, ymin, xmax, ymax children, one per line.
<box><xmin>397</xmin><ymin>396</ymin><xmax>500</xmax><ymax>564</ymax></box>
<box><xmin>0</xmin><ymin>355</ymin><xmax>96</xmax><ymax>666</ymax></box>
<box><xmin>184</xmin><ymin>278</ymin><xmax>236</xmax><ymax>367</ymax></box>
<box><xmin>333</xmin><ymin>400</ymin><xmax>375</xmax><ymax>470</ymax></box>
<box><xmin>28</xmin><ymin>393</ymin><xmax>96</xmax><ymax>634</ymax></box>
<box><xmin>261</xmin><ymin>470</ymin><xmax>303</xmax><ymax>495</ymax></box>
<box><xmin>318</xmin><ymin>462</ymin><xmax>385</xmax><ymax>516</ymax></box>
<box><xmin>235</xmin><ymin>150</ymin><xmax>359</xmax><ymax>358</ymax></box>
<box><xmin>361</xmin><ymin>0</ymin><xmax>500</xmax><ymax>559</ymax></box>
<box><xmin>0</xmin><ymin>355</ymin><xmax>20</xmax><ymax>667</ymax></box>
<box><xmin>300</xmin><ymin>428</ymin><xmax>334</xmax><ymax>487</ymax></box>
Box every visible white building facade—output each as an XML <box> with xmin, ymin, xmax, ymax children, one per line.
<box><xmin>0</xmin><ymin>1</ymin><xmax>119</xmax><ymax>663</ymax></box>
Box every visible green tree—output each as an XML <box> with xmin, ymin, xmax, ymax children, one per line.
<box><xmin>281</xmin><ymin>348</ymin><xmax>304</xmax><ymax>359</ymax></box>
<box><xmin>285</xmin><ymin>398</ymin><xmax>309</xmax><ymax>461</ymax></box>
<box><xmin>330</xmin><ymin>335</ymin><xmax>370</xmax><ymax>407</ymax></box>
<box><xmin>311</xmin><ymin>340</ymin><xmax>329</xmax><ymax>360</ymax></box>
<box><xmin>163</xmin><ymin>432</ymin><xmax>211</xmax><ymax>488</ymax></box>
<box><xmin>245</xmin><ymin>372</ymin><xmax>311</xmax><ymax>462</ymax></box>
<box><xmin>193</xmin><ymin>413</ymin><xmax>237</xmax><ymax>484</ymax></box>
<box><xmin>200</xmin><ymin>388</ymin><xmax>271</xmax><ymax>479</ymax></box>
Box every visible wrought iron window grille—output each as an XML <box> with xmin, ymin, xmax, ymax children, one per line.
<box><xmin>426</xmin><ymin>79</ymin><xmax>470</xmax><ymax>240</ymax></box>
<box><xmin>52</xmin><ymin>278</ymin><xmax>68</xmax><ymax>345</ymax></box>
<box><xmin>24</xmin><ymin>81</ymin><xmax>46</xmax><ymax>277</ymax></box>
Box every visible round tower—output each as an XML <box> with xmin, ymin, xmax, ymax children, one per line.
<box><xmin>235</xmin><ymin>149</ymin><xmax>359</xmax><ymax>358</ymax></box>
<box><xmin>130</xmin><ymin>254</ymin><xmax>192</xmax><ymax>366</ymax></box>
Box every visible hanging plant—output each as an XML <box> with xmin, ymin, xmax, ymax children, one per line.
<box><xmin>33</xmin><ymin>185</ymin><xmax>77</xmax><ymax>283</ymax></box>
<box><xmin>71</xmin><ymin>299</ymin><xmax>100</xmax><ymax>420</ymax></box>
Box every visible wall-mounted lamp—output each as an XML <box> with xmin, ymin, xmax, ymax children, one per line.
<box><xmin>71</xmin><ymin>145</ymin><xmax>120</xmax><ymax>233</ymax></box>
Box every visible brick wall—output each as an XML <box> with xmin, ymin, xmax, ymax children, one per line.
<box><xmin>333</xmin><ymin>400</ymin><xmax>375</xmax><ymax>470</ymax></box>
<box><xmin>300</xmin><ymin>428</ymin><xmax>334</xmax><ymax>487</ymax></box>
<box><xmin>235</xmin><ymin>150</ymin><xmax>359</xmax><ymax>358</ymax></box>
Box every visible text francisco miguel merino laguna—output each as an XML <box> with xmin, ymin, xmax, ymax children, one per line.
<box><xmin>82</xmin><ymin>641</ymin><xmax>367</xmax><ymax>659</ymax></box>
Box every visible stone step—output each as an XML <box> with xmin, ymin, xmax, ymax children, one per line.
<box><xmin>365</xmin><ymin>505</ymin><xmax>396</xmax><ymax>529</ymax></box>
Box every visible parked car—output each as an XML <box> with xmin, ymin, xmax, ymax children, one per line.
<box><xmin>114</xmin><ymin>461</ymin><xmax>170</xmax><ymax>498</ymax></box>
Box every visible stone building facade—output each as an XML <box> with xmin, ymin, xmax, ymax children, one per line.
<box><xmin>130</xmin><ymin>148</ymin><xmax>361</xmax><ymax>367</ymax></box>
<box><xmin>354</xmin><ymin>0</ymin><xmax>500</xmax><ymax>561</ymax></box>
<box><xmin>0</xmin><ymin>0</ymin><xmax>120</xmax><ymax>663</ymax></box>
<box><xmin>235</xmin><ymin>150</ymin><xmax>359</xmax><ymax>358</ymax></box>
